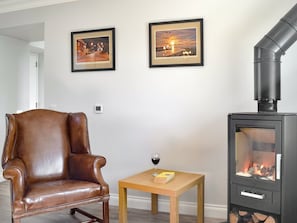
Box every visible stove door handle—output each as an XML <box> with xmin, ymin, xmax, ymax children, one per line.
<box><xmin>240</xmin><ymin>191</ymin><xmax>265</xmax><ymax>200</ymax></box>
<box><xmin>276</xmin><ymin>154</ymin><xmax>282</xmax><ymax>180</ymax></box>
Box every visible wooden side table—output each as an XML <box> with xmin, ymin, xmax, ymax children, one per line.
<box><xmin>118</xmin><ymin>169</ymin><xmax>205</xmax><ymax>223</ymax></box>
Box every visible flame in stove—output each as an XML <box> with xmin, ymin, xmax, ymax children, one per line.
<box><xmin>253</xmin><ymin>164</ymin><xmax>262</xmax><ymax>175</ymax></box>
<box><xmin>237</xmin><ymin>162</ymin><xmax>275</xmax><ymax>181</ymax></box>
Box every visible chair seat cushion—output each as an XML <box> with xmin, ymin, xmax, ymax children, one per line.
<box><xmin>24</xmin><ymin>180</ymin><xmax>104</xmax><ymax>211</ymax></box>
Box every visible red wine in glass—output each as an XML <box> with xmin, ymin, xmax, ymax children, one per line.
<box><xmin>151</xmin><ymin>153</ymin><xmax>160</xmax><ymax>176</ymax></box>
<box><xmin>151</xmin><ymin>157</ymin><xmax>160</xmax><ymax>165</ymax></box>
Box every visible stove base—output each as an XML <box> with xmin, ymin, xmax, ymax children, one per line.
<box><xmin>229</xmin><ymin>205</ymin><xmax>278</xmax><ymax>223</ymax></box>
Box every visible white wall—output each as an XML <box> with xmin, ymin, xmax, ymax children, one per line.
<box><xmin>0</xmin><ymin>36</ymin><xmax>30</xmax><ymax>181</ymax></box>
<box><xmin>1</xmin><ymin>0</ymin><xmax>297</xmax><ymax>218</ymax></box>
<box><xmin>0</xmin><ymin>35</ymin><xmax>31</xmax><ymax>110</ymax></box>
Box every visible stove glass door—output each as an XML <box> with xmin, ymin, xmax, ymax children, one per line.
<box><xmin>235</xmin><ymin>127</ymin><xmax>277</xmax><ymax>181</ymax></box>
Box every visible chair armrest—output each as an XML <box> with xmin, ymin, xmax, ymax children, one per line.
<box><xmin>3</xmin><ymin>158</ymin><xmax>27</xmax><ymax>213</ymax></box>
<box><xmin>69</xmin><ymin>154</ymin><xmax>109</xmax><ymax>191</ymax></box>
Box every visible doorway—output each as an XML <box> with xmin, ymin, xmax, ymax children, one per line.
<box><xmin>29</xmin><ymin>53</ymin><xmax>39</xmax><ymax>109</ymax></box>
<box><xmin>0</xmin><ymin>22</ymin><xmax>44</xmax><ymax>111</ymax></box>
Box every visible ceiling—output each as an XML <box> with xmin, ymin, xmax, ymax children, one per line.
<box><xmin>0</xmin><ymin>23</ymin><xmax>44</xmax><ymax>42</ymax></box>
<box><xmin>0</xmin><ymin>0</ymin><xmax>80</xmax><ymax>14</ymax></box>
<box><xmin>0</xmin><ymin>0</ymin><xmax>80</xmax><ymax>42</ymax></box>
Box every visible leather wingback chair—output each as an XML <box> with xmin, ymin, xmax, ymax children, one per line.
<box><xmin>2</xmin><ymin>109</ymin><xmax>109</xmax><ymax>223</ymax></box>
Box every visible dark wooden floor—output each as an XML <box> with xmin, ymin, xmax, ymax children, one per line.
<box><xmin>0</xmin><ymin>181</ymin><xmax>225</xmax><ymax>223</ymax></box>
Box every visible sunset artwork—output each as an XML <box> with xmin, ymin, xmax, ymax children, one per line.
<box><xmin>155</xmin><ymin>28</ymin><xmax>197</xmax><ymax>58</ymax></box>
<box><xmin>76</xmin><ymin>36</ymin><xmax>110</xmax><ymax>63</ymax></box>
<box><xmin>149</xmin><ymin>19</ymin><xmax>203</xmax><ymax>67</ymax></box>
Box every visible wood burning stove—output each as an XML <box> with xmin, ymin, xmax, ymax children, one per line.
<box><xmin>227</xmin><ymin>3</ymin><xmax>297</xmax><ymax>222</ymax></box>
<box><xmin>228</xmin><ymin>113</ymin><xmax>297</xmax><ymax>222</ymax></box>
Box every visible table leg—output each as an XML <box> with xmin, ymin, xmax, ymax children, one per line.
<box><xmin>119</xmin><ymin>185</ymin><xmax>127</xmax><ymax>223</ymax></box>
<box><xmin>151</xmin><ymin>193</ymin><xmax>158</xmax><ymax>214</ymax></box>
<box><xmin>170</xmin><ymin>196</ymin><xmax>179</xmax><ymax>223</ymax></box>
<box><xmin>197</xmin><ymin>178</ymin><xmax>205</xmax><ymax>223</ymax></box>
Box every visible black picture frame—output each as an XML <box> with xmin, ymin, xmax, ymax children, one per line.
<box><xmin>71</xmin><ymin>28</ymin><xmax>115</xmax><ymax>72</ymax></box>
<box><xmin>149</xmin><ymin>19</ymin><xmax>203</xmax><ymax>67</ymax></box>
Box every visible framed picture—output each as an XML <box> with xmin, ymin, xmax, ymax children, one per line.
<box><xmin>71</xmin><ymin>28</ymin><xmax>115</xmax><ymax>72</ymax></box>
<box><xmin>149</xmin><ymin>19</ymin><xmax>203</xmax><ymax>67</ymax></box>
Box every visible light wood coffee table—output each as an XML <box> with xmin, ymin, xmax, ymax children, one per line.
<box><xmin>118</xmin><ymin>169</ymin><xmax>205</xmax><ymax>223</ymax></box>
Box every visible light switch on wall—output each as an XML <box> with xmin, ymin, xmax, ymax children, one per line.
<box><xmin>94</xmin><ymin>104</ymin><xmax>103</xmax><ymax>114</ymax></box>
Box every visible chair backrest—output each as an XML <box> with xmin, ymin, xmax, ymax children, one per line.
<box><xmin>2</xmin><ymin>109</ymin><xmax>91</xmax><ymax>184</ymax></box>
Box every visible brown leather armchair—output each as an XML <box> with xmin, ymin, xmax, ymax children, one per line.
<box><xmin>2</xmin><ymin>109</ymin><xmax>109</xmax><ymax>223</ymax></box>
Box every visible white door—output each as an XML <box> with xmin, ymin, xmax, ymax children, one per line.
<box><xmin>29</xmin><ymin>53</ymin><xmax>39</xmax><ymax>109</ymax></box>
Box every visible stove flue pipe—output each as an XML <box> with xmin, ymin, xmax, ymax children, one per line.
<box><xmin>254</xmin><ymin>4</ymin><xmax>297</xmax><ymax>112</ymax></box>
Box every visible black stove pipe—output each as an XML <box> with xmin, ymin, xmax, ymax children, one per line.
<box><xmin>254</xmin><ymin>4</ymin><xmax>297</xmax><ymax>112</ymax></box>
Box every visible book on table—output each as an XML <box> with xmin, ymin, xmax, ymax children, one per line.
<box><xmin>153</xmin><ymin>171</ymin><xmax>175</xmax><ymax>184</ymax></box>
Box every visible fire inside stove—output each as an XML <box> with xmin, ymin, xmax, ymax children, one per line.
<box><xmin>235</xmin><ymin>127</ymin><xmax>276</xmax><ymax>181</ymax></box>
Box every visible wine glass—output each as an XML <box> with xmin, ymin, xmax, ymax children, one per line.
<box><xmin>151</xmin><ymin>153</ymin><xmax>160</xmax><ymax>176</ymax></box>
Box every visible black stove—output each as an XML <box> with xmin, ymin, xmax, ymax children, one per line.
<box><xmin>227</xmin><ymin>3</ymin><xmax>297</xmax><ymax>222</ymax></box>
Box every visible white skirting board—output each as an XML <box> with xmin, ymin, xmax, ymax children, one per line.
<box><xmin>109</xmin><ymin>193</ymin><xmax>227</xmax><ymax>220</ymax></box>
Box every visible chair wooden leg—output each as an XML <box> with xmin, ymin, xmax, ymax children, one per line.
<box><xmin>103</xmin><ymin>200</ymin><xmax>109</xmax><ymax>223</ymax></box>
<box><xmin>12</xmin><ymin>218</ymin><xmax>21</xmax><ymax>223</ymax></box>
<box><xmin>70</xmin><ymin>208</ymin><xmax>76</xmax><ymax>215</ymax></box>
